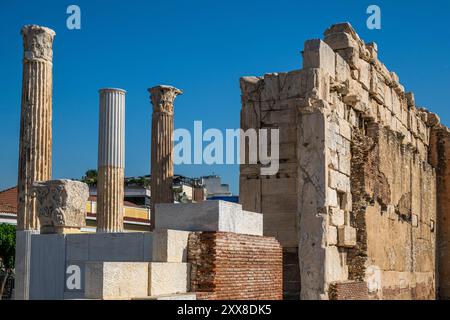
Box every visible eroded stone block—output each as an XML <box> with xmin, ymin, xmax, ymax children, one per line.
<box><xmin>33</xmin><ymin>180</ymin><xmax>89</xmax><ymax>234</ymax></box>
<box><xmin>303</xmin><ymin>39</ymin><xmax>336</xmax><ymax>78</ymax></box>
<box><xmin>85</xmin><ymin>262</ymin><xmax>149</xmax><ymax>299</ymax></box>
<box><xmin>337</xmin><ymin>226</ymin><xmax>356</xmax><ymax>248</ymax></box>
<box><xmin>148</xmin><ymin>262</ymin><xmax>190</xmax><ymax>296</ymax></box>
<box><xmin>330</xmin><ymin>207</ymin><xmax>345</xmax><ymax>226</ymax></box>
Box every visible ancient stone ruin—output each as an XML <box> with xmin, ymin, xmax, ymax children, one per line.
<box><xmin>240</xmin><ymin>22</ymin><xmax>450</xmax><ymax>299</ymax></box>
<box><xmin>14</xmin><ymin>25</ymin><xmax>282</xmax><ymax>301</ymax></box>
<box><xmin>13</xmin><ymin>21</ymin><xmax>450</xmax><ymax>300</ymax></box>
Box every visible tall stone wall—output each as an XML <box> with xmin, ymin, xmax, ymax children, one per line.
<box><xmin>430</xmin><ymin>125</ymin><xmax>450</xmax><ymax>299</ymax></box>
<box><xmin>239</xmin><ymin>22</ymin><xmax>444</xmax><ymax>299</ymax></box>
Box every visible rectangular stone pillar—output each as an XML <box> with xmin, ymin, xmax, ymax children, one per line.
<box><xmin>297</xmin><ymin>108</ymin><xmax>328</xmax><ymax>300</ymax></box>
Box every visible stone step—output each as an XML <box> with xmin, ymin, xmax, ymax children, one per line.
<box><xmin>85</xmin><ymin>261</ymin><xmax>190</xmax><ymax>299</ymax></box>
<box><xmin>132</xmin><ymin>293</ymin><xmax>196</xmax><ymax>300</ymax></box>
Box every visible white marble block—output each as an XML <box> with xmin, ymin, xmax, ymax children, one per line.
<box><xmin>148</xmin><ymin>262</ymin><xmax>190</xmax><ymax>296</ymax></box>
<box><xmin>152</xmin><ymin>229</ymin><xmax>190</xmax><ymax>262</ymax></box>
<box><xmin>155</xmin><ymin>201</ymin><xmax>263</xmax><ymax>236</ymax></box>
<box><xmin>84</xmin><ymin>262</ymin><xmax>149</xmax><ymax>299</ymax></box>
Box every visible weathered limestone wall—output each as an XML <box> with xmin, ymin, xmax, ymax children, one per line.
<box><xmin>430</xmin><ymin>125</ymin><xmax>450</xmax><ymax>299</ymax></box>
<box><xmin>240</xmin><ymin>71</ymin><xmax>305</xmax><ymax>299</ymax></box>
<box><xmin>240</xmin><ymin>22</ymin><xmax>443</xmax><ymax>299</ymax></box>
<box><xmin>350</xmin><ymin>124</ymin><xmax>436</xmax><ymax>299</ymax></box>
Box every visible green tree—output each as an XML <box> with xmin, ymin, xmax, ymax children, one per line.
<box><xmin>81</xmin><ymin>169</ymin><xmax>98</xmax><ymax>186</ymax></box>
<box><xmin>0</xmin><ymin>223</ymin><xmax>15</xmax><ymax>299</ymax></box>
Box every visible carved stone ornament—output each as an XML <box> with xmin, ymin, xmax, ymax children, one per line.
<box><xmin>33</xmin><ymin>179</ymin><xmax>89</xmax><ymax>234</ymax></box>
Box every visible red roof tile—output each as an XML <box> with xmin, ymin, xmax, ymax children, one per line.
<box><xmin>0</xmin><ymin>187</ymin><xmax>17</xmax><ymax>213</ymax></box>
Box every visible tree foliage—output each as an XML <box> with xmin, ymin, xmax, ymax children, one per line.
<box><xmin>0</xmin><ymin>223</ymin><xmax>15</xmax><ymax>270</ymax></box>
<box><xmin>0</xmin><ymin>223</ymin><xmax>15</xmax><ymax>299</ymax></box>
<box><xmin>81</xmin><ymin>169</ymin><xmax>98</xmax><ymax>186</ymax></box>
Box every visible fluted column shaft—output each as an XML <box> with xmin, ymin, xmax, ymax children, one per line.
<box><xmin>17</xmin><ymin>25</ymin><xmax>55</xmax><ymax>231</ymax></box>
<box><xmin>149</xmin><ymin>85</ymin><xmax>182</xmax><ymax>229</ymax></box>
<box><xmin>97</xmin><ymin>88</ymin><xmax>125</xmax><ymax>232</ymax></box>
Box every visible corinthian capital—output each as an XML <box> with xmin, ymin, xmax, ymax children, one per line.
<box><xmin>21</xmin><ymin>25</ymin><xmax>56</xmax><ymax>63</ymax></box>
<box><xmin>149</xmin><ymin>85</ymin><xmax>183</xmax><ymax>115</ymax></box>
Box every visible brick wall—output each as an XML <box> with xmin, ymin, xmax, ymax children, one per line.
<box><xmin>188</xmin><ymin>231</ymin><xmax>283</xmax><ymax>300</ymax></box>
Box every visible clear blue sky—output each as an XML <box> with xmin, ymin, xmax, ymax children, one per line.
<box><xmin>1</xmin><ymin>0</ymin><xmax>449</xmax><ymax>194</ymax></box>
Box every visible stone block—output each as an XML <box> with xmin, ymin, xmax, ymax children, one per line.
<box><xmin>33</xmin><ymin>179</ymin><xmax>89</xmax><ymax>234</ymax></box>
<box><xmin>329</xmin><ymin>169</ymin><xmax>350</xmax><ymax>192</ymax></box>
<box><xmin>14</xmin><ymin>230</ymin><xmax>38</xmax><ymax>300</ymax></box>
<box><xmin>303</xmin><ymin>39</ymin><xmax>336</xmax><ymax>78</ymax></box>
<box><xmin>335</xmin><ymin>53</ymin><xmax>351</xmax><ymax>82</ymax></box>
<box><xmin>324</xmin><ymin>32</ymin><xmax>358</xmax><ymax>51</ymax></box>
<box><xmin>338</xmin><ymin>153</ymin><xmax>351</xmax><ymax>176</ymax></box>
<box><xmin>279</xmin><ymin>68</ymin><xmax>330</xmax><ymax>101</ymax></box>
<box><xmin>324</xmin><ymin>23</ymin><xmax>360</xmax><ymax>41</ymax></box>
<box><xmin>326</xmin><ymin>246</ymin><xmax>348</xmax><ymax>282</ymax></box>
<box><xmin>339</xmin><ymin>121</ymin><xmax>352</xmax><ymax>140</ymax></box>
<box><xmin>358</xmin><ymin>59</ymin><xmax>371</xmax><ymax>90</ymax></box>
<box><xmin>148</xmin><ymin>262</ymin><xmax>190</xmax><ymax>296</ymax></box>
<box><xmin>152</xmin><ymin>229</ymin><xmax>190</xmax><ymax>262</ymax></box>
<box><xmin>86</xmin><ymin>232</ymin><xmax>153</xmax><ymax>262</ymax></box>
<box><xmin>327</xmin><ymin>187</ymin><xmax>339</xmax><ymax>208</ymax></box>
<box><xmin>155</xmin><ymin>201</ymin><xmax>263</xmax><ymax>236</ymax></box>
<box><xmin>29</xmin><ymin>233</ymin><xmax>66</xmax><ymax>300</ymax></box>
<box><xmin>328</xmin><ymin>226</ymin><xmax>338</xmax><ymax>246</ymax></box>
<box><xmin>330</xmin><ymin>207</ymin><xmax>345</xmax><ymax>226</ymax></box>
<box><xmin>336</xmin><ymin>47</ymin><xmax>359</xmax><ymax>70</ymax></box>
<box><xmin>261</xmin><ymin>73</ymin><xmax>280</xmax><ymax>101</ymax></box>
<box><xmin>85</xmin><ymin>262</ymin><xmax>149</xmax><ymax>299</ymax></box>
<box><xmin>337</xmin><ymin>226</ymin><xmax>356</xmax><ymax>248</ymax></box>
<box><xmin>329</xmin><ymin>149</ymin><xmax>339</xmax><ymax>170</ymax></box>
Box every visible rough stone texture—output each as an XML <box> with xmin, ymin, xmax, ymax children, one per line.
<box><xmin>16</xmin><ymin>25</ymin><xmax>55</xmax><ymax>298</ymax></box>
<box><xmin>85</xmin><ymin>262</ymin><xmax>149</xmax><ymax>299</ymax></box>
<box><xmin>32</xmin><ymin>179</ymin><xmax>89</xmax><ymax>234</ymax></box>
<box><xmin>149</xmin><ymin>85</ymin><xmax>182</xmax><ymax>229</ymax></box>
<box><xmin>152</xmin><ymin>229</ymin><xmax>190</xmax><ymax>262</ymax></box>
<box><xmin>430</xmin><ymin>125</ymin><xmax>450</xmax><ymax>299</ymax></box>
<box><xmin>188</xmin><ymin>231</ymin><xmax>283</xmax><ymax>300</ymax></box>
<box><xmin>97</xmin><ymin>88</ymin><xmax>126</xmax><ymax>232</ymax></box>
<box><xmin>239</xmin><ymin>22</ymin><xmax>443</xmax><ymax>300</ymax></box>
<box><xmin>148</xmin><ymin>262</ymin><xmax>190</xmax><ymax>296</ymax></box>
<box><xmin>155</xmin><ymin>201</ymin><xmax>263</xmax><ymax>236</ymax></box>
<box><xmin>17</xmin><ymin>25</ymin><xmax>55</xmax><ymax>231</ymax></box>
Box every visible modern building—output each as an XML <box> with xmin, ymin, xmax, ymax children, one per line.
<box><xmin>0</xmin><ymin>186</ymin><xmax>150</xmax><ymax>231</ymax></box>
<box><xmin>201</xmin><ymin>175</ymin><xmax>232</xmax><ymax>198</ymax></box>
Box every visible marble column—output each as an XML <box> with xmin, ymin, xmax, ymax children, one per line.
<box><xmin>17</xmin><ymin>25</ymin><xmax>55</xmax><ymax>231</ymax></box>
<box><xmin>15</xmin><ymin>24</ymin><xmax>55</xmax><ymax>300</ymax></box>
<box><xmin>97</xmin><ymin>88</ymin><xmax>126</xmax><ymax>232</ymax></box>
<box><xmin>149</xmin><ymin>85</ymin><xmax>182</xmax><ymax>229</ymax></box>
